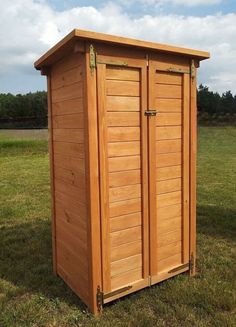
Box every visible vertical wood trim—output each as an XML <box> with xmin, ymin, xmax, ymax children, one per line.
<box><xmin>148</xmin><ymin>60</ymin><xmax>158</xmax><ymax>276</ymax></box>
<box><xmin>140</xmin><ymin>64</ymin><xmax>149</xmax><ymax>279</ymax></box>
<box><xmin>47</xmin><ymin>74</ymin><xmax>57</xmax><ymax>274</ymax></box>
<box><xmin>189</xmin><ymin>60</ymin><xmax>197</xmax><ymax>275</ymax></box>
<box><xmin>182</xmin><ymin>73</ymin><xmax>190</xmax><ymax>264</ymax></box>
<box><xmin>97</xmin><ymin>63</ymin><xmax>111</xmax><ymax>292</ymax></box>
<box><xmin>84</xmin><ymin>44</ymin><xmax>102</xmax><ymax>314</ymax></box>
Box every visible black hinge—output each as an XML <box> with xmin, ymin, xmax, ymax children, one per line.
<box><xmin>96</xmin><ymin>285</ymin><xmax>104</xmax><ymax>312</ymax></box>
<box><xmin>145</xmin><ymin>110</ymin><xmax>157</xmax><ymax>117</ymax></box>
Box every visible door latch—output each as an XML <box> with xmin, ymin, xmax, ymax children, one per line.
<box><xmin>145</xmin><ymin>110</ymin><xmax>157</xmax><ymax>117</ymax></box>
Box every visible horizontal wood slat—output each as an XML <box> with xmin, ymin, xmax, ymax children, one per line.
<box><xmin>51</xmin><ymin>82</ymin><xmax>83</xmax><ymax>102</ymax></box>
<box><xmin>111</xmin><ymin>268</ymin><xmax>142</xmax><ymax>290</ymax></box>
<box><xmin>156</xmin><ymin>126</ymin><xmax>181</xmax><ymax>140</ymax></box>
<box><xmin>53</xmin><ymin>113</ymin><xmax>84</xmax><ymax>129</ymax></box>
<box><xmin>54</xmin><ymin>141</ymin><xmax>84</xmax><ymax>159</ymax></box>
<box><xmin>157</xmin><ymin>191</ymin><xmax>182</xmax><ymax>208</ymax></box>
<box><xmin>107</xmin><ymin>112</ymin><xmax>140</xmax><ymax>127</ymax></box>
<box><xmin>157</xmin><ymin>253</ymin><xmax>182</xmax><ymax>273</ymax></box>
<box><xmin>109</xmin><ymin>198</ymin><xmax>142</xmax><ymax>217</ymax></box>
<box><xmin>156</xmin><ymin>165</ymin><xmax>181</xmax><ymax>181</ymax></box>
<box><xmin>156</xmin><ymin>139</ymin><xmax>181</xmax><ymax>154</ymax></box>
<box><xmin>157</xmin><ymin>241</ymin><xmax>182</xmax><ymax>262</ymax></box>
<box><xmin>156</xmin><ymin>113</ymin><xmax>182</xmax><ymax>126</ymax></box>
<box><xmin>111</xmin><ymin>241</ymin><xmax>142</xmax><ymax>262</ymax></box>
<box><xmin>106</xmin><ymin>67</ymin><xmax>140</xmax><ymax>81</ymax></box>
<box><xmin>155</xmin><ymin>84</ymin><xmax>182</xmax><ymax>99</ymax></box>
<box><xmin>54</xmin><ymin>154</ymin><xmax>85</xmax><ymax>172</ymax></box>
<box><xmin>109</xmin><ymin>184</ymin><xmax>141</xmax><ymax>202</ymax></box>
<box><xmin>109</xmin><ymin>170</ymin><xmax>141</xmax><ymax>187</ymax></box>
<box><xmin>157</xmin><ymin>204</ymin><xmax>182</xmax><ymax>220</ymax></box>
<box><xmin>156</xmin><ymin>178</ymin><xmax>181</xmax><ymax>194</ymax></box>
<box><xmin>110</xmin><ymin>212</ymin><xmax>142</xmax><ymax>232</ymax></box>
<box><xmin>55</xmin><ymin>179</ymin><xmax>86</xmax><ymax>205</ymax></box>
<box><xmin>157</xmin><ymin>216</ymin><xmax>182</xmax><ymax>234</ymax></box>
<box><xmin>109</xmin><ymin>155</ymin><xmax>141</xmax><ymax>172</ymax></box>
<box><xmin>54</xmin><ymin>165</ymin><xmax>86</xmax><ymax>189</ymax></box>
<box><xmin>156</xmin><ymin>152</ymin><xmax>182</xmax><ymax>168</ymax></box>
<box><xmin>155</xmin><ymin>72</ymin><xmax>182</xmax><ymax>85</ymax></box>
<box><xmin>108</xmin><ymin>127</ymin><xmax>140</xmax><ymax>142</ymax></box>
<box><xmin>154</xmin><ymin>98</ymin><xmax>182</xmax><ymax>112</ymax></box>
<box><xmin>53</xmin><ymin>128</ymin><xmax>84</xmax><ymax>143</ymax></box>
<box><xmin>51</xmin><ymin>66</ymin><xmax>83</xmax><ymax>90</ymax></box>
<box><xmin>107</xmin><ymin>96</ymin><xmax>140</xmax><ymax>112</ymax></box>
<box><xmin>110</xmin><ymin>226</ymin><xmax>142</xmax><ymax>247</ymax></box>
<box><xmin>52</xmin><ymin>98</ymin><xmax>83</xmax><ymax>115</ymax></box>
<box><xmin>108</xmin><ymin>142</ymin><xmax>140</xmax><ymax>157</ymax></box>
<box><xmin>106</xmin><ymin>80</ymin><xmax>140</xmax><ymax>96</ymax></box>
<box><xmin>111</xmin><ymin>254</ymin><xmax>142</xmax><ymax>277</ymax></box>
<box><xmin>157</xmin><ymin>228</ymin><xmax>182</xmax><ymax>248</ymax></box>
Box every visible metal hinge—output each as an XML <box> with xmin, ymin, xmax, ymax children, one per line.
<box><xmin>190</xmin><ymin>252</ymin><xmax>195</xmax><ymax>274</ymax></box>
<box><xmin>96</xmin><ymin>285</ymin><xmax>103</xmax><ymax>312</ymax></box>
<box><xmin>89</xmin><ymin>44</ymin><xmax>96</xmax><ymax>73</ymax></box>
<box><xmin>191</xmin><ymin>59</ymin><xmax>196</xmax><ymax>79</ymax></box>
<box><xmin>168</xmin><ymin>253</ymin><xmax>195</xmax><ymax>274</ymax></box>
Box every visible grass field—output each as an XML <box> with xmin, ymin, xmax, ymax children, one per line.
<box><xmin>0</xmin><ymin>127</ymin><xmax>235</xmax><ymax>326</ymax></box>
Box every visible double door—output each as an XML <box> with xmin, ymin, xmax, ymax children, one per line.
<box><xmin>97</xmin><ymin>53</ymin><xmax>191</xmax><ymax>300</ymax></box>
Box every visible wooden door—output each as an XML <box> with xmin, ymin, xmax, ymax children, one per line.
<box><xmin>148</xmin><ymin>56</ymin><xmax>191</xmax><ymax>284</ymax></box>
<box><xmin>97</xmin><ymin>55</ymin><xmax>149</xmax><ymax>300</ymax></box>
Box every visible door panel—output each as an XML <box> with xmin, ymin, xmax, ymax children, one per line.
<box><xmin>148</xmin><ymin>59</ymin><xmax>190</xmax><ymax>279</ymax></box>
<box><xmin>97</xmin><ymin>58</ymin><xmax>149</xmax><ymax>294</ymax></box>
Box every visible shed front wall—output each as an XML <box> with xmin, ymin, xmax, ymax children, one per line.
<box><xmin>48</xmin><ymin>51</ymin><xmax>90</xmax><ymax>305</ymax></box>
<box><xmin>92</xmin><ymin>44</ymin><xmax>195</xmax><ymax>303</ymax></box>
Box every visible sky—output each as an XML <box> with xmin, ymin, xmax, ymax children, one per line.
<box><xmin>0</xmin><ymin>0</ymin><xmax>235</xmax><ymax>95</ymax></box>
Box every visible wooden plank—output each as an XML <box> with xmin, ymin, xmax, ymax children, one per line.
<box><xmin>157</xmin><ymin>191</ymin><xmax>182</xmax><ymax>208</ymax></box>
<box><xmin>156</xmin><ymin>165</ymin><xmax>181</xmax><ymax>181</ymax></box>
<box><xmin>107</xmin><ymin>112</ymin><xmax>140</xmax><ymax>127</ymax></box>
<box><xmin>111</xmin><ymin>254</ymin><xmax>142</xmax><ymax>277</ymax></box>
<box><xmin>54</xmin><ymin>179</ymin><xmax>86</xmax><ymax>204</ymax></box>
<box><xmin>154</xmin><ymin>98</ymin><xmax>182</xmax><ymax>112</ymax></box>
<box><xmin>108</xmin><ymin>141</ymin><xmax>140</xmax><ymax>157</ymax></box>
<box><xmin>155</xmin><ymin>72</ymin><xmax>182</xmax><ymax>85</ymax></box>
<box><xmin>111</xmin><ymin>241</ymin><xmax>142</xmax><ymax>262</ymax></box>
<box><xmin>156</xmin><ymin>139</ymin><xmax>181</xmax><ymax>154</ymax></box>
<box><xmin>110</xmin><ymin>212</ymin><xmax>141</xmax><ymax>232</ymax></box>
<box><xmin>54</xmin><ymin>165</ymin><xmax>86</xmax><ymax>189</ymax></box>
<box><xmin>109</xmin><ymin>155</ymin><xmax>141</xmax><ymax>172</ymax></box>
<box><xmin>53</xmin><ymin>128</ymin><xmax>84</xmax><ymax>143</ymax></box>
<box><xmin>53</xmin><ymin>113</ymin><xmax>84</xmax><ymax>129</ymax></box>
<box><xmin>157</xmin><ymin>228</ymin><xmax>182</xmax><ymax>248</ymax></box>
<box><xmin>156</xmin><ymin>126</ymin><xmax>181</xmax><ymax>140</ymax></box>
<box><xmin>157</xmin><ymin>204</ymin><xmax>182</xmax><ymax>220</ymax></box>
<box><xmin>55</xmin><ymin>190</ymin><xmax>87</xmax><ymax>217</ymax></box>
<box><xmin>155</xmin><ymin>84</ymin><xmax>182</xmax><ymax>99</ymax></box>
<box><xmin>109</xmin><ymin>184</ymin><xmax>141</xmax><ymax>203</ymax></box>
<box><xmin>52</xmin><ymin>98</ymin><xmax>83</xmax><ymax>116</ymax></box>
<box><xmin>110</xmin><ymin>226</ymin><xmax>142</xmax><ymax>247</ymax></box>
<box><xmin>54</xmin><ymin>154</ymin><xmax>85</xmax><ymax>172</ymax></box>
<box><xmin>157</xmin><ymin>253</ymin><xmax>182</xmax><ymax>272</ymax></box>
<box><xmin>106</xmin><ymin>67</ymin><xmax>140</xmax><ymax>81</ymax></box>
<box><xmin>107</xmin><ymin>96</ymin><xmax>140</xmax><ymax>112</ymax></box>
<box><xmin>156</xmin><ymin>178</ymin><xmax>181</xmax><ymax>194</ymax></box>
<box><xmin>53</xmin><ymin>141</ymin><xmax>84</xmax><ymax>158</ymax></box>
<box><xmin>156</xmin><ymin>113</ymin><xmax>182</xmax><ymax>126</ymax></box>
<box><xmin>109</xmin><ymin>198</ymin><xmax>142</xmax><ymax>218</ymax></box>
<box><xmin>158</xmin><ymin>241</ymin><xmax>182</xmax><ymax>261</ymax></box>
<box><xmin>106</xmin><ymin>80</ymin><xmax>139</xmax><ymax>96</ymax></box>
<box><xmin>97</xmin><ymin>63</ymin><xmax>111</xmax><ymax>293</ymax></box>
<box><xmin>51</xmin><ymin>81</ymin><xmax>83</xmax><ymax>102</ymax></box>
<box><xmin>157</xmin><ymin>216</ymin><xmax>182</xmax><ymax>234</ymax></box>
<box><xmin>84</xmin><ymin>45</ymin><xmax>102</xmax><ymax>313</ymax></box>
<box><xmin>156</xmin><ymin>152</ymin><xmax>182</xmax><ymax>168</ymax></box>
<box><xmin>108</xmin><ymin>127</ymin><xmax>140</xmax><ymax>142</ymax></box>
<box><xmin>51</xmin><ymin>52</ymin><xmax>82</xmax><ymax>77</ymax></box>
<box><xmin>46</xmin><ymin>75</ymin><xmax>57</xmax><ymax>273</ymax></box>
<box><xmin>109</xmin><ymin>170</ymin><xmax>141</xmax><ymax>187</ymax></box>
<box><xmin>183</xmin><ymin>73</ymin><xmax>190</xmax><ymax>264</ymax></box>
<box><xmin>51</xmin><ymin>65</ymin><xmax>83</xmax><ymax>89</ymax></box>
<box><xmin>111</xmin><ymin>268</ymin><xmax>142</xmax><ymax>290</ymax></box>
<box><xmin>190</xmin><ymin>60</ymin><xmax>197</xmax><ymax>275</ymax></box>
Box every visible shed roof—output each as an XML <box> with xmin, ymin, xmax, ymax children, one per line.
<box><xmin>34</xmin><ymin>29</ymin><xmax>210</xmax><ymax>70</ymax></box>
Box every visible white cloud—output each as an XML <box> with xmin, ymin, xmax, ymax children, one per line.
<box><xmin>0</xmin><ymin>0</ymin><xmax>235</xmax><ymax>93</ymax></box>
<box><xmin>117</xmin><ymin>0</ymin><xmax>222</xmax><ymax>8</ymax></box>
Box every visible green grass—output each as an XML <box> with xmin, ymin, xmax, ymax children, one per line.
<box><xmin>0</xmin><ymin>127</ymin><xmax>235</xmax><ymax>326</ymax></box>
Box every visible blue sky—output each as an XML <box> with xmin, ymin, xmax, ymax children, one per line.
<box><xmin>0</xmin><ymin>0</ymin><xmax>236</xmax><ymax>94</ymax></box>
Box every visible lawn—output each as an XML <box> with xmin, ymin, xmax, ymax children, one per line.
<box><xmin>0</xmin><ymin>127</ymin><xmax>235</xmax><ymax>326</ymax></box>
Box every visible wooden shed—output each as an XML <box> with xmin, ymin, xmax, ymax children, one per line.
<box><xmin>34</xmin><ymin>29</ymin><xmax>210</xmax><ymax>314</ymax></box>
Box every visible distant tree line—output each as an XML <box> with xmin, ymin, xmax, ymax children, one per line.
<box><xmin>0</xmin><ymin>86</ymin><xmax>235</xmax><ymax>128</ymax></box>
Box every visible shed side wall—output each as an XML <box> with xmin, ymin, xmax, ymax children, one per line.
<box><xmin>50</xmin><ymin>52</ymin><xmax>90</xmax><ymax>305</ymax></box>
